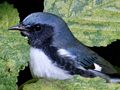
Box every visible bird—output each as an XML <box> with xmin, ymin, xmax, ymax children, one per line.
<box><xmin>8</xmin><ymin>12</ymin><xmax>120</xmax><ymax>83</ymax></box>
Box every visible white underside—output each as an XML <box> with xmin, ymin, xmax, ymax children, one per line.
<box><xmin>29</xmin><ymin>47</ymin><xmax>72</xmax><ymax>79</ymax></box>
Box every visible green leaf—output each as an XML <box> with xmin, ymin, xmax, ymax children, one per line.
<box><xmin>0</xmin><ymin>2</ymin><xmax>29</xmax><ymax>90</ymax></box>
<box><xmin>44</xmin><ymin>0</ymin><xmax>120</xmax><ymax>47</ymax></box>
<box><xmin>21</xmin><ymin>75</ymin><xmax>120</xmax><ymax>90</ymax></box>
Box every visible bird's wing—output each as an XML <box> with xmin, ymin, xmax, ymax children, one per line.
<box><xmin>68</xmin><ymin>43</ymin><xmax>117</xmax><ymax>74</ymax></box>
<box><xmin>95</xmin><ymin>58</ymin><xmax>118</xmax><ymax>74</ymax></box>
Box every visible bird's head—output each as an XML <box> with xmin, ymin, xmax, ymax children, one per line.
<box><xmin>8</xmin><ymin>12</ymin><xmax>75</xmax><ymax>48</ymax></box>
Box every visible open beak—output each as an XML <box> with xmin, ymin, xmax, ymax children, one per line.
<box><xmin>8</xmin><ymin>24</ymin><xmax>29</xmax><ymax>31</ymax></box>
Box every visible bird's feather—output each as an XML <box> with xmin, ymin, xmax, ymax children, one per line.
<box><xmin>8</xmin><ymin>12</ymin><xmax>120</xmax><ymax>83</ymax></box>
<box><xmin>63</xmin><ymin>41</ymin><xmax>118</xmax><ymax>74</ymax></box>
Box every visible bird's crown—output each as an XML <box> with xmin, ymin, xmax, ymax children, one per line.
<box><xmin>22</xmin><ymin>12</ymin><xmax>67</xmax><ymax>31</ymax></box>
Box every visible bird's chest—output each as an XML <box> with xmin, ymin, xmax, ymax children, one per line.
<box><xmin>29</xmin><ymin>47</ymin><xmax>72</xmax><ymax>79</ymax></box>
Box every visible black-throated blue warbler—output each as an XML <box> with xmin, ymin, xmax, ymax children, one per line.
<box><xmin>8</xmin><ymin>12</ymin><xmax>120</xmax><ymax>83</ymax></box>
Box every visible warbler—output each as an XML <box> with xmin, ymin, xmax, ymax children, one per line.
<box><xmin>8</xmin><ymin>12</ymin><xmax>120</xmax><ymax>83</ymax></box>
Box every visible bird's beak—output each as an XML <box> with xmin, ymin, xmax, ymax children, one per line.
<box><xmin>8</xmin><ymin>24</ymin><xmax>29</xmax><ymax>31</ymax></box>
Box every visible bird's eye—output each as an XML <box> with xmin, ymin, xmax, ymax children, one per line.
<box><xmin>34</xmin><ymin>24</ymin><xmax>41</xmax><ymax>31</ymax></box>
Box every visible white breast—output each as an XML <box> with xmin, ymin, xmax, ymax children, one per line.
<box><xmin>29</xmin><ymin>47</ymin><xmax>72</xmax><ymax>79</ymax></box>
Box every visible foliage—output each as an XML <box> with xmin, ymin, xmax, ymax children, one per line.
<box><xmin>0</xmin><ymin>2</ymin><xmax>29</xmax><ymax>90</ymax></box>
<box><xmin>1</xmin><ymin>0</ymin><xmax>120</xmax><ymax>90</ymax></box>
<box><xmin>44</xmin><ymin>0</ymin><xmax>120</xmax><ymax>47</ymax></box>
<box><xmin>21</xmin><ymin>75</ymin><xmax>120</xmax><ymax>90</ymax></box>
